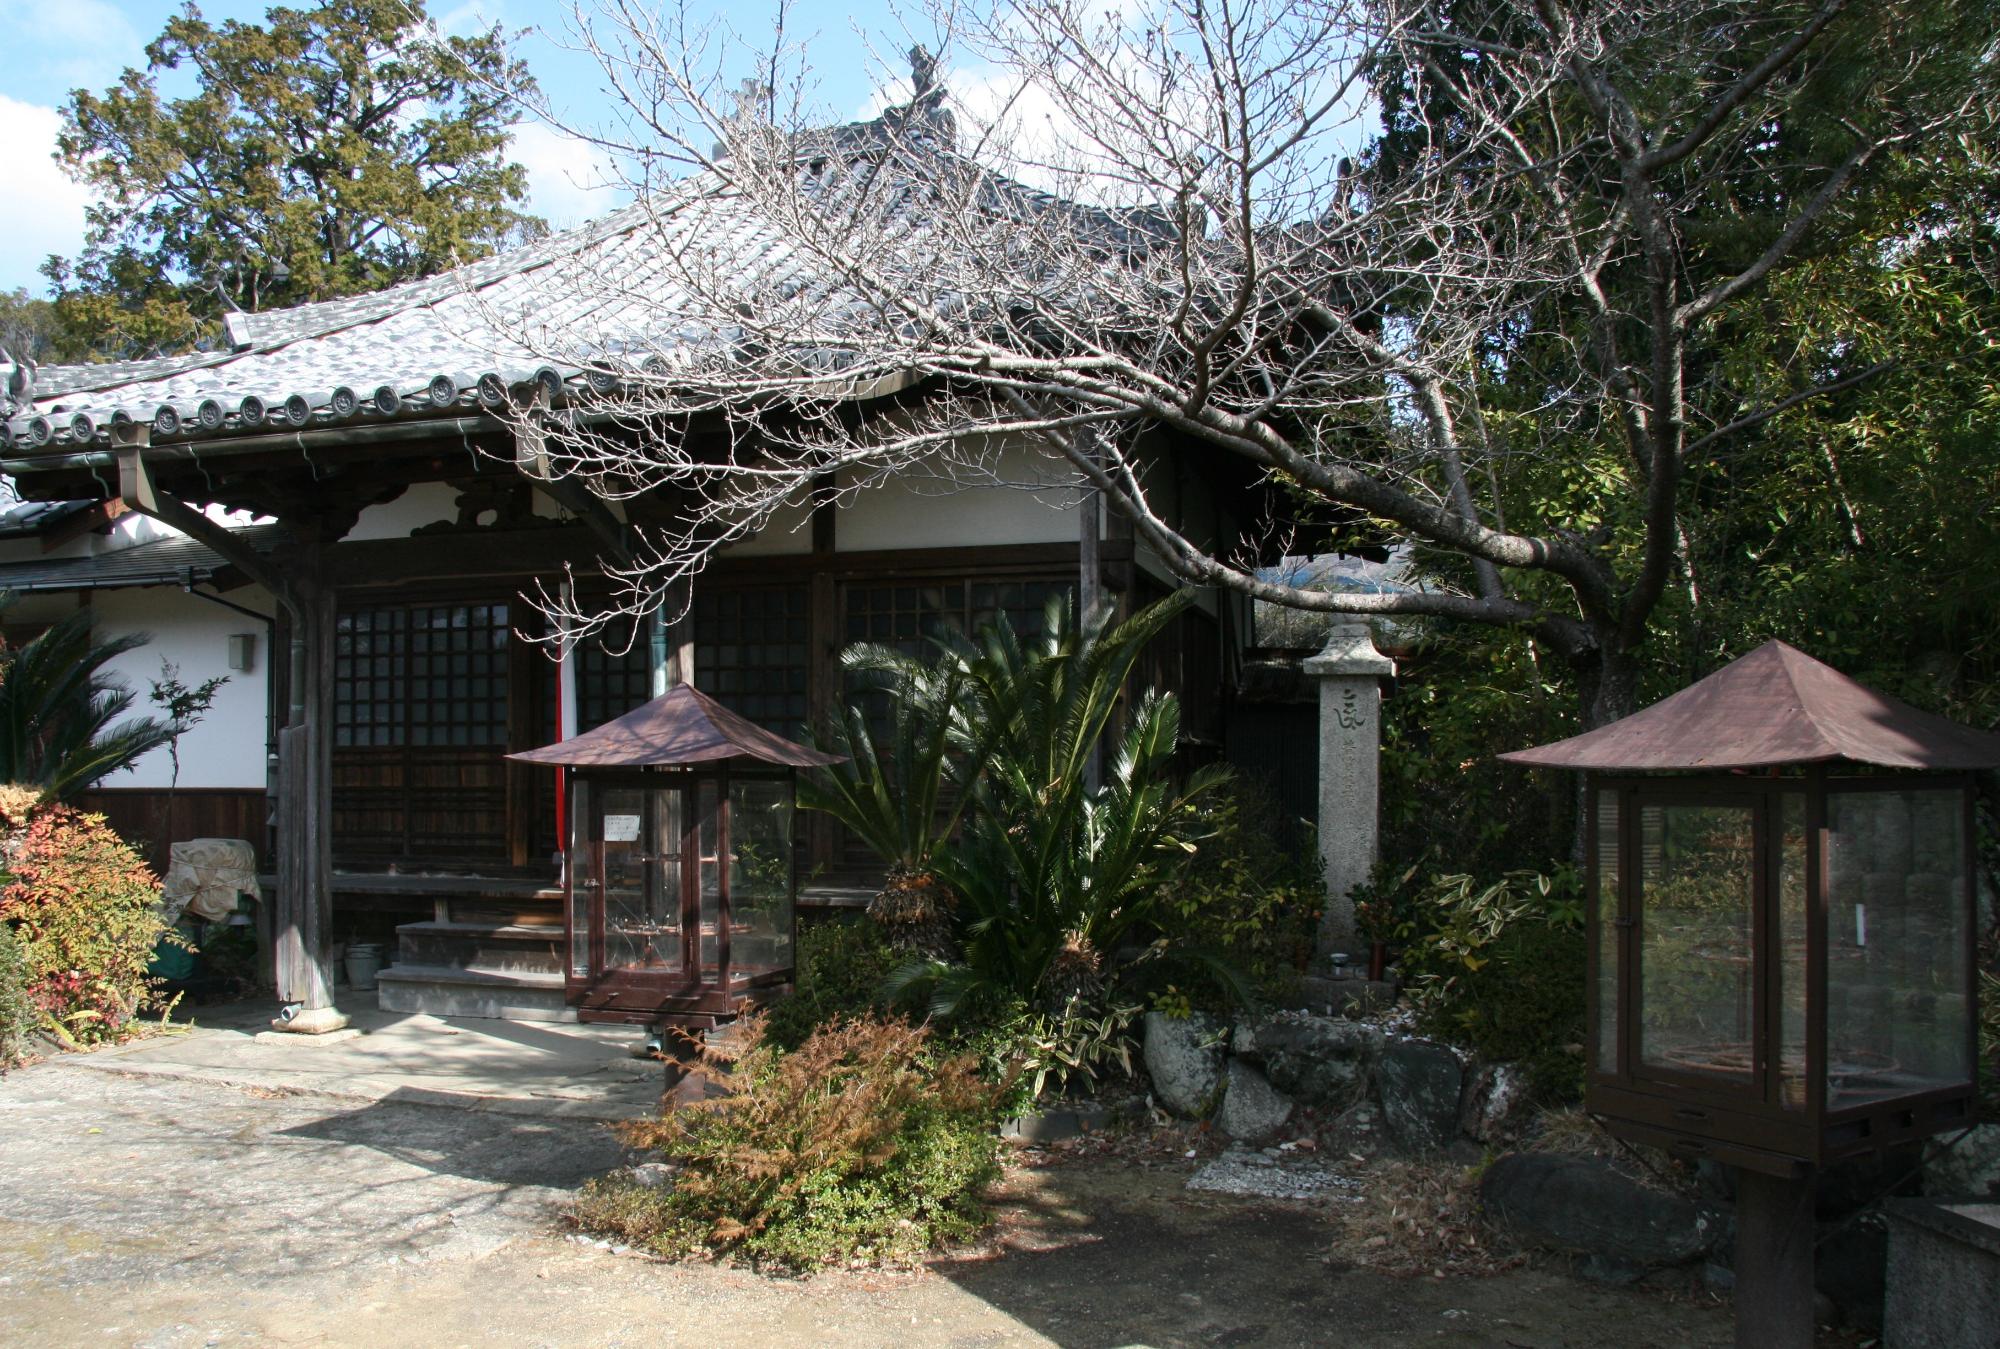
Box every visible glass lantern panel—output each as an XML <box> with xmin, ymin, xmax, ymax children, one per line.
<box><xmin>604</xmin><ymin>787</ymin><xmax>682</xmax><ymax>973</ymax></box>
<box><xmin>1776</xmin><ymin>792</ymin><xmax>1808</xmax><ymax>1108</ymax></box>
<box><xmin>1824</xmin><ymin>789</ymin><xmax>1971</xmax><ymax>1109</ymax></box>
<box><xmin>697</xmin><ymin>779</ymin><xmax>721</xmax><ymax>978</ymax></box>
<box><xmin>1594</xmin><ymin>789</ymin><xmax>1620</xmax><ymax>1073</ymax></box>
<box><xmin>568</xmin><ymin>779</ymin><xmax>591</xmax><ymax>978</ymax></box>
<box><xmin>1638</xmin><ymin>802</ymin><xmax>1756</xmax><ymax>1083</ymax></box>
<box><xmin>728</xmin><ymin>778</ymin><xmax>795</xmax><ymax>985</ymax></box>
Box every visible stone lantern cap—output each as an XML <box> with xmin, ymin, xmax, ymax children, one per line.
<box><xmin>1303</xmin><ymin>620</ymin><xmax>1397</xmax><ymax>678</ymax></box>
<box><xmin>1501</xmin><ymin>640</ymin><xmax>2000</xmax><ymax>772</ymax></box>
<box><xmin>510</xmin><ymin>683</ymin><xmax>844</xmax><ymax>769</ymax></box>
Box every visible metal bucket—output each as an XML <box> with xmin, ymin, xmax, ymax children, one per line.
<box><xmin>343</xmin><ymin>942</ymin><xmax>386</xmax><ymax>991</ymax></box>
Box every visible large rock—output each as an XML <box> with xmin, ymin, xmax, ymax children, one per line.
<box><xmin>1217</xmin><ymin>1060</ymin><xmax>1294</xmax><ymax>1145</ymax></box>
<box><xmin>1143</xmin><ymin>1011</ymin><xmax>1225</xmax><ymax>1118</ymax></box>
<box><xmin>1459</xmin><ymin>1061</ymin><xmax>1533</xmax><ymax>1145</ymax></box>
<box><xmin>1482</xmin><ymin>1152</ymin><xmax>1717</xmax><ymax>1275</ymax></box>
<box><xmin>1327</xmin><ymin>1100</ymin><xmax>1387</xmax><ymax>1160</ymax></box>
<box><xmin>1377</xmin><ymin>1038</ymin><xmax>1463</xmax><ymax>1152</ymax></box>
<box><xmin>1924</xmin><ymin>1122</ymin><xmax>2000</xmax><ymax>1199</ymax></box>
<box><xmin>1234</xmin><ymin>1013</ymin><xmax>1382</xmax><ymax>1109</ymax></box>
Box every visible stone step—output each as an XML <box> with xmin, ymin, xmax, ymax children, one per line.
<box><xmin>374</xmin><ymin>963</ymin><xmax>576</xmax><ymax>1023</ymax></box>
<box><xmin>396</xmin><ymin>921</ymin><xmax>566</xmax><ymax>975</ymax></box>
<box><xmin>444</xmin><ymin>900</ymin><xmax>565</xmax><ymax>929</ymax></box>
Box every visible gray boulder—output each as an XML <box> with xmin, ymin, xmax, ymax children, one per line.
<box><xmin>1217</xmin><ymin>1060</ymin><xmax>1295</xmax><ymax>1145</ymax></box>
<box><xmin>1460</xmin><ymin>1062</ymin><xmax>1533</xmax><ymax>1145</ymax></box>
<box><xmin>1377</xmin><ymin>1038</ymin><xmax>1464</xmax><ymax>1151</ymax></box>
<box><xmin>1482</xmin><ymin>1152</ymin><xmax>1717</xmax><ymax>1275</ymax></box>
<box><xmin>1235</xmin><ymin>1013</ymin><xmax>1383</xmax><ymax>1109</ymax></box>
<box><xmin>1327</xmin><ymin>1100</ymin><xmax>1387</xmax><ymax>1160</ymax></box>
<box><xmin>1143</xmin><ymin>1010</ymin><xmax>1225</xmax><ymax>1118</ymax></box>
<box><xmin>1924</xmin><ymin>1122</ymin><xmax>2000</xmax><ymax>1199</ymax></box>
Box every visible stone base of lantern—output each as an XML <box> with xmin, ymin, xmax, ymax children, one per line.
<box><xmin>1882</xmin><ymin>1198</ymin><xmax>2000</xmax><ymax>1348</ymax></box>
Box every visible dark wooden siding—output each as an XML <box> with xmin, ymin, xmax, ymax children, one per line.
<box><xmin>73</xmin><ymin>787</ymin><xmax>270</xmax><ymax>878</ymax></box>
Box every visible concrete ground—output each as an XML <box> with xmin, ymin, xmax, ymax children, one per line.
<box><xmin>62</xmin><ymin>1001</ymin><xmax>663</xmax><ymax>1121</ymax></box>
<box><xmin>0</xmin><ymin>1008</ymin><xmax>1745</xmax><ymax>1349</ymax></box>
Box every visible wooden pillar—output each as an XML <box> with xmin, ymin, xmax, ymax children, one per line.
<box><xmin>272</xmin><ymin>567</ymin><xmax>346</xmax><ymax>1030</ymax></box>
<box><xmin>1079</xmin><ymin>439</ymin><xmax>1104</xmax><ymax>793</ymax></box>
<box><xmin>112</xmin><ymin>428</ymin><xmax>348</xmax><ymax>1031</ymax></box>
<box><xmin>1732</xmin><ymin>1166</ymin><xmax>1817</xmax><ymax>1349</ymax></box>
<box><xmin>806</xmin><ymin>473</ymin><xmax>839</xmax><ymax>870</ymax></box>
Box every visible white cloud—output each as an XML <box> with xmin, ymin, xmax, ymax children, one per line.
<box><xmin>510</xmin><ymin>120</ymin><xmax>628</xmax><ymax>231</ymax></box>
<box><xmin>0</xmin><ymin>96</ymin><xmax>95</xmax><ymax>294</ymax></box>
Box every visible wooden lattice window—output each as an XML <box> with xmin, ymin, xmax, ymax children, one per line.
<box><xmin>576</xmin><ymin>632</ymin><xmax>655</xmax><ymax>732</ymax></box>
<box><xmin>334</xmin><ymin>602</ymin><xmax>510</xmax><ymax>748</ymax></box>
<box><xmin>841</xmin><ymin>576</ymin><xmax>1068</xmax><ymax>734</ymax></box>
<box><xmin>333</xmin><ymin>607</ymin><xmax>406</xmax><ymax>749</ymax></box>
<box><xmin>694</xmin><ymin>586</ymin><xmax>810</xmax><ymax>737</ymax></box>
<box><xmin>842</xmin><ymin>578</ymin><xmax>1069</xmax><ymax>658</ymax></box>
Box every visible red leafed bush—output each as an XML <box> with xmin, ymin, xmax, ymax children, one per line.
<box><xmin>0</xmin><ymin>788</ymin><xmax>175</xmax><ymax>1046</ymax></box>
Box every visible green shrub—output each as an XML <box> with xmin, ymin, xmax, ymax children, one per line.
<box><xmin>0</xmin><ymin>922</ymin><xmax>34</xmax><ymax>1069</ymax></box>
<box><xmin>1397</xmin><ymin>868</ymin><xmax>1586</xmax><ymax>1100</ymax></box>
<box><xmin>879</xmin><ymin>594</ymin><xmax>1229</xmax><ymax>1016</ymax></box>
<box><xmin>576</xmin><ymin>1013</ymin><xmax>1003</xmax><ymax>1270</ymax></box>
<box><xmin>762</xmin><ymin>917</ymin><xmax>900</xmax><ymax>1051</ymax></box>
<box><xmin>0</xmin><ymin>788</ymin><xmax>179</xmax><ymax>1046</ymax></box>
<box><xmin>1154</xmin><ymin>783</ymin><xmax>1323</xmax><ymax>1011</ymax></box>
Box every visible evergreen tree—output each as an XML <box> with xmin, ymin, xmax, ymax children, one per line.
<box><xmin>45</xmin><ymin>0</ymin><xmax>542</xmax><ymax>358</ymax></box>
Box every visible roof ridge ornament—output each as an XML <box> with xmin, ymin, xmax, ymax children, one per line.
<box><xmin>910</xmin><ymin>44</ymin><xmax>939</xmax><ymax>100</ymax></box>
<box><xmin>1</xmin><ymin>348</ymin><xmax>36</xmax><ymax>406</ymax></box>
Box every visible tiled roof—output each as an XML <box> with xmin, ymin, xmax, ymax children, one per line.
<box><xmin>0</xmin><ymin>523</ymin><xmax>283</xmax><ymax>593</ymax></box>
<box><xmin>0</xmin><ymin>498</ymin><xmax>95</xmax><ymax>540</ymax></box>
<box><xmin>3</xmin><ymin>102</ymin><xmax>1173</xmax><ymax>457</ymax></box>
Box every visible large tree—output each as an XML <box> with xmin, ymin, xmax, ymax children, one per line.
<box><xmin>503</xmin><ymin>0</ymin><xmax>1993</xmax><ymax>729</ymax></box>
<box><xmin>46</xmin><ymin>0</ymin><xmax>542</xmax><ymax>358</ymax></box>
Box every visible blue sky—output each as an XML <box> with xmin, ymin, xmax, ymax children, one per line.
<box><xmin>0</xmin><ymin>0</ymin><xmax>915</xmax><ymax>295</ymax></box>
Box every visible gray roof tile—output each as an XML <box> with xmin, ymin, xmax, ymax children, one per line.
<box><xmin>5</xmin><ymin>104</ymin><xmax>1166</xmax><ymax>458</ymax></box>
<box><xmin>0</xmin><ymin>524</ymin><xmax>283</xmax><ymax>592</ymax></box>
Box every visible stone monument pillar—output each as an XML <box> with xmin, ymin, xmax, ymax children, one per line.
<box><xmin>1304</xmin><ymin>621</ymin><xmax>1396</xmax><ymax>957</ymax></box>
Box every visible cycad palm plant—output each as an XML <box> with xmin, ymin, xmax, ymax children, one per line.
<box><xmin>0</xmin><ymin>602</ymin><xmax>173</xmax><ymax>801</ymax></box>
<box><xmin>801</xmin><ymin>641</ymin><xmax>995</xmax><ymax>957</ymax></box>
<box><xmin>898</xmin><ymin>591</ymin><xmax>1232</xmax><ymax>1014</ymax></box>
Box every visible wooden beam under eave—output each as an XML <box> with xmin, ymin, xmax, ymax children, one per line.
<box><xmin>114</xmin><ymin>433</ymin><xmax>293</xmax><ymax>613</ymax></box>
<box><xmin>40</xmin><ymin>499</ymin><xmax>127</xmax><ymax>553</ymax></box>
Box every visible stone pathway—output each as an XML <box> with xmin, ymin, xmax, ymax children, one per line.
<box><xmin>63</xmin><ymin>1000</ymin><xmax>662</xmax><ymax>1120</ymax></box>
<box><xmin>0</xmin><ymin>1025</ymin><xmax>1744</xmax><ymax>1348</ymax></box>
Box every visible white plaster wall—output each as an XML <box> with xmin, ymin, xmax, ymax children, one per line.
<box><xmin>346</xmin><ymin>482</ymin><xmax>461</xmax><ymax>541</ymax></box>
<box><xmin>89</xmin><ymin>585</ymin><xmax>274</xmax><ymax>790</ymax></box>
<box><xmin>838</xmin><ymin>440</ymin><xmax>1085</xmax><ymax>552</ymax></box>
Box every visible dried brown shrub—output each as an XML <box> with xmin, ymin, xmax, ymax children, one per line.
<box><xmin>1335</xmin><ymin>1159</ymin><xmax>1525</xmax><ymax>1278</ymax></box>
<box><xmin>580</xmin><ymin>1011</ymin><xmax>1005</xmax><ymax>1269</ymax></box>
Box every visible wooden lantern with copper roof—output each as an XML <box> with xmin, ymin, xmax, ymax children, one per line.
<box><xmin>511</xmin><ymin>684</ymin><xmax>843</xmax><ymax>1028</ymax></box>
<box><xmin>1503</xmin><ymin>641</ymin><xmax>1998</xmax><ymax>1348</ymax></box>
